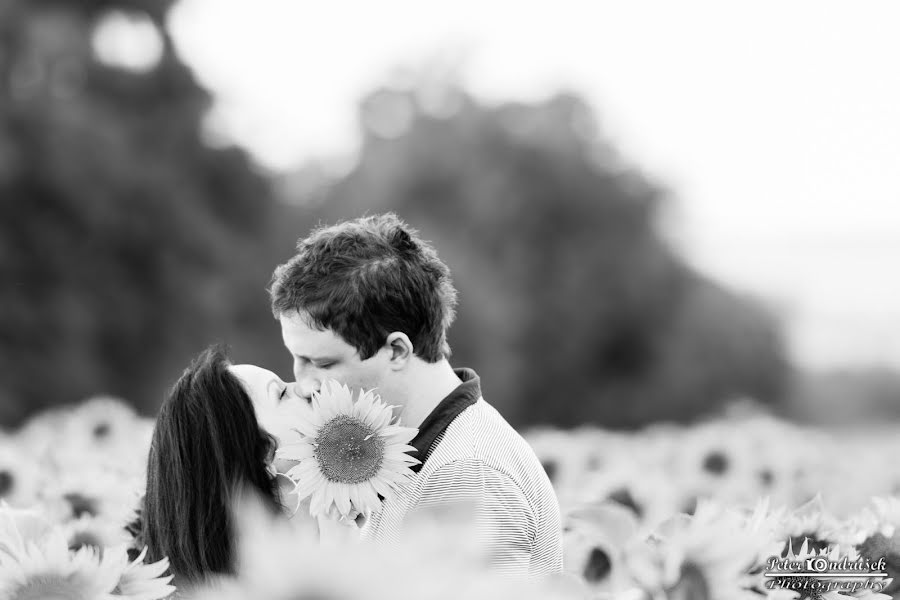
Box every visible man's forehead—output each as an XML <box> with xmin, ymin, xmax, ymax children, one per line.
<box><xmin>279</xmin><ymin>313</ymin><xmax>353</xmax><ymax>354</ymax></box>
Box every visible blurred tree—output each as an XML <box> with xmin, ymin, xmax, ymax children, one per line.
<box><xmin>0</xmin><ymin>0</ymin><xmax>791</xmax><ymax>430</ymax></box>
<box><xmin>789</xmin><ymin>367</ymin><xmax>900</xmax><ymax>425</ymax></box>
<box><xmin>299</xmin><ymin>82</ymin><xmax>790</xmax><ymax>428</ymax></box>
<box><xmin>0</xmin><ymin>0</ymin><xmax>297</xmax><ymax>424</ymax></box>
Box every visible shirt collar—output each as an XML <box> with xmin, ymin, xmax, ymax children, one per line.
<box><xmin>408</xmin><ymin>368</ymin><xmax>481</xmax><ymax>473</ymax></box>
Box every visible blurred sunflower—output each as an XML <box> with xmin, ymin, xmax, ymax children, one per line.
<box><xmin>573</xmin><ymin>463</ymin><xmax>681</xmax><ymax>530</ymax></box>
<box><xmin>0</xmin><ymin>445</ymin><xmax>40</xmax><ymax>509</ymax></box>
<box><xmin>0</xmin><ymin>527</ymin><xmax>124</xmax><ymax>600</ymax></box>
<box><xmin>569</xmin><ymin>427</ymin><xmax>633</xmax><ymax>477</ymax></box>
<box><xmin>738</xmin><ymin>499</ymin><xmax>800</xmax><ymax>597</ymax></box>
<box><xmin>277</xmin><ymin>380</ymin><xmax>419</xmax><ymax>519</ymax></box>
<box><xmin>69</xmin><ymin>395</ymin><xmax>137</xmax><ymax>442</ymax></box>
<box><xmin>62</xmin><ymin>514</ymin><xmax>132</xmax><ymax>554</ymax></box>
<box><xmin>854</xmin><ymin>499</ymin><xmax>900</xmax><ymax>599</ymax></box>
<box><xmin>669</xmin><ymin>421</ymin><xmax>759</xmax><ymax>510</ymax></box>
<box><xmin>737</xmin><ymin>417</ymin><xmax>799</xmax><ymax>507</ymax></box>
<box><xmin>196</xmin><ymin>493</ymin><xmax>586</xmax><ymax>600</ymax></box>
<box><xmin>778</xmin><ymin>494</ymin><xmax>841</xmax><ymax>558</ymax></box>
<box><xmin>861</xmin><ymin>497</ymin><xmax>900</xmax><ymax>539</ymax></box>
<box><xmin>13</xmin><ymin>406</ymin><xmax>70</xmax><ymax>459</ymax></box>
<box><xmin>522</xmin><ymin>427</ymin><xmax>576</xmax><ymax>490</ymax></box>
<box><xmin>53</xmin><ymin>396</ymin><xmax>147</xmax><ymax>476</ymax></box>
<box><xmin>38</xmin><ymin>466</ymin><xmax>143</xmax><ymax>527</ymax></box>
<box><xmin>629</xmin><ymin>500</ymin><xmax>781</xmax><ymax>600</ymax></box>
<box><xmin>193</xmin><ymin>493</ymin><xmax>401</xmax><ymax>600</ymax></box>
<box><xmin>111</xmin><ymin>546</ymin><xmax>176</xmax><ymax>600</ymax></box>
<box><xmin>0</xmin><ymin>505</ymin><xmax>53</xmax><ymax>561</ymax></box>
<box><xmin>562</xmin><ymin>501</ymin><xmax>641</xmax><ymax>595</ymax></box>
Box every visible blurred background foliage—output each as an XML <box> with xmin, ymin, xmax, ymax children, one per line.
<box><xmin>0</xmin><ymin>0</ymin><xmax>836</xmax><ymax>429</ymax></box>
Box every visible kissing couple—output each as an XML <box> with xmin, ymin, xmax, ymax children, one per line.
<box><xmin>138</xmin><ymin>213</ymin><xmax>563</xmax><ymax>589</ymax></box>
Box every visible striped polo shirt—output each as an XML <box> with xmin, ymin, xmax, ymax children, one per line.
<box><xmin>361</xmin><ymin>368</ymin><xmax>564</xmax><ymax>577</ymax></box>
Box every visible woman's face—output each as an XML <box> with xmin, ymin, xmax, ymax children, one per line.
<box><xmin>228</xmin><ymin>364</ymin><xmax>305</xmax><ymax>441</ymax></box>
<box><xmin>228</xmin><ymin>364</ymin><xmax>292</xmax><ymax>413</ymax></box>
<box><xmin>227</xmin><ymin>364</ymin><xmax>303</xmax><ymax>473</ymax></box>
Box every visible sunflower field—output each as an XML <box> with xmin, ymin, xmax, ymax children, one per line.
<box><xmin>1</xmin><ymin>397</ymin><xmax>899</xmax><ymax>600</ymax></box>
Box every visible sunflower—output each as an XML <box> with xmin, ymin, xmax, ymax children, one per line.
<box><xmin>195</xmin><ymin>493</ymin><xmax>404</xmax><ymax>600</ymax></box>
<box><xmin>0</xmin><ymin>444</ymin><xmax>41</xmax><ymax>509</ymax></box>
<box><xmin>0</xmin><ymin>504</ymin><xmax>53</xmax><ymax>562</ymax></box>
<box><xmin>859</xmin><ymin>497</ymin><xmax>900</xmax><ymax>540</ymax></box>
<box><xmin>523</xmin><ymin>427</ymin><xmax>586</xmax><ymax>493</ymax></box>
<box><xmin>61</xmin><ymin>515</ymin><xmax>132</xmax><ymax>554</ymax></box>
<box><xmin>0</xmin><ymin>527</ymin><xmax>124</xmax><ymax>600</ymax></box>
<box><xmin>853</xmin><ymin>500</ymin><xmax>900</xmax><ymax>599</ymax></box>
<box><xmin>668</xmin><ymin>420</ymin><xmax>760</xmax><ymax>510</ymax></box>
<box><xmin>111</xmin><ymin>546</ymin><xmax>176</xmax><ymax>600</ymax></box>
<box><xmin>14</xmin><ymin>406</ymin><xmax>70</xmax><ymax>460</ymax></box>
<box><xmin>562</xmin><ymin>501</ymin><xmax>641</xmax><ymax>595</ymax></box>
<box><xmin>778</xmin><ymin>494</ymin><xmax>842</xmax><ymax>558</ymax></box>
<box><xmin>194</xmin><ymin>492</ymin><xmax>582</xmax><ymax>600</ymax></box>
<box><xmin>38</xmin><ymin>465</ymin><xmax>143</xmax><ymax>528</ymax></box>
<box><xmin>276</xmin><ymin>380</ymin><xmax>419</xmax><ymax>519</ymax></box>
<box><xmin>624</xmin><ymin>500</ymin><xmax>785</xmax><ymax>600</ymax></box>
<box><xmin>52</xmin><ymin>396</ymin><xmax>149</xmax><ymax>479</ymax></box>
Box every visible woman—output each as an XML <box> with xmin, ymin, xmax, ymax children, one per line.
<box><xmin>141</xmin><ymin>346</ymin><xmax>290</xmax><ymax>589</ymax></box>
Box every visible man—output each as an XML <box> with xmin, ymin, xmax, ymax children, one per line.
<box><xmin>268</xmin><ymin>213</ymin><xmax>563</xmax><ymax>576</ymax></box>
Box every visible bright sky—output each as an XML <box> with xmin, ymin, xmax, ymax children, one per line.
<box><xmin>160</xmin><ymin>0</ymin><xmax>900</xmax><ymax>370</ymax></box>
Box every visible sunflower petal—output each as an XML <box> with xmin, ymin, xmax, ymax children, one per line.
<box><xmin>378</xmin><ymin>468</ymin><xmax>415</xmax><ymax>485</ymax></box>
<box><xmin>285</xmin><ymin>458</ymin><xmax>321</xmax><ymax>481</ymax></box>
<box><xmin>309</xmin><ymin>488</ymin><xmax>325</xmax><ymax>517</ymax></box>
<box><xmin>276</xmin><ymin>442</ymin><xmax>315</xmax><ymax>461</ymax></box>
<box><xmin>360</xmin><ymin>400</ymin><xmax>386</xmax><ymax>428</ymax></box>
<box><xmin>369</xmin><ymin>476</ymin><xmax>394</xmax><ymax>499</ymax></box>
<box><xmin>389</xmin><ymin>444</ymin><xmax>419</xmax><ymax>455</ymax></box>
<box><xmin>334</xmin><ymin>482</ymin><xmax>352</xmax><ymax>517</ymax></box>
<box><xmin>378</xmin><ymin>425</ymin><xmax>418</xmax><ymax>444</ymax></box>
<box><xmin>348</xmin><ymin>483</ymin><xmax>363</xmax><ymax>514</ymax></box>
<box><xmin>361</xmin><ymin>481</ymin><xmax>385</xmax><ymax>510</ymax></box>
<box><xmin>291</xmin><ymin>470</ymin><xmax>325</xmax><ymax>501</ymax></box>
<box><xmin>370</xmin><ymin>408</ymin><xmax>393</xmax><ymax>431</ymax></box>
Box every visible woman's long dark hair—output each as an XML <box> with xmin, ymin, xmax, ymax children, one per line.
<box><xmin>142</xmin><ymin>345</ymin><xmax>282</xmax><ymax>587</ymax></box>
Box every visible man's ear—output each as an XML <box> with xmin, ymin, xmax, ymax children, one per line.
<box><xmin>385</xmin><ymin>332</ymin><xmax>413</xmax><ymax>368</ymax></box>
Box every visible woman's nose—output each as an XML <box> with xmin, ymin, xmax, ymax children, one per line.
<box><xmin>295</xmin><ymin>378</ymin><xmax>320</xmax><ymax>401</ymax></box>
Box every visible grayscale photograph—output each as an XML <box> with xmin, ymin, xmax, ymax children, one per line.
<box><xmin>1</xmin><ymin>1</ymin><xmax>899</xmax><ymax>599</ymax></box>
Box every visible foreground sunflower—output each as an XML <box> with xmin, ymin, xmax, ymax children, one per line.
<box><xmin>276</xmin><ymin>380</ymin><xmax>419</xmax><ymax>519</ymax></box>
<box><xmin>113</xmin><ymin>546</ymin><xmax>176</xmax><ymax>600</ymax></box>
<box><xmin>624</xmin><ymin>500</ymin><xmax>785</xmax><ymax>600</ymax></box>
<box><xmin>0</xmin><ymin>528</ymin><xmax>123</xmax><ymax>600</ymax></box>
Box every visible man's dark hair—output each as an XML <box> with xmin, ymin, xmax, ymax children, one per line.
<box><xmin>142</xmin><ymin>345</ymin><xmax>281</xmax><ymax>588</ymax></box>
<box><xmin>269</xmin><ymin>213</ymin><xmax>458</xmax><ymax>362</ymax></box>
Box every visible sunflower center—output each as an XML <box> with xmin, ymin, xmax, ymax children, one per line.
<box><xmin>606</xmin><ymin>487</ymin><xmax>643</xmax><ymax>518</ymax></box>
<box><xmin>92</xmin><ymin>422</ymin><xmax>111</xmax><ymax>439</ymax></box>
<box><xmin>68</xmin><ymin>531</ymin><xmax>103</xmax><ymax>553</ymax></box>
<box><xmin>583</xmin><ymin>547</ymin><xmax>612</xmax><ymax>582</ymax></box>
<box><xmin>0</xmin><ymin>469</ymin><xmax>14</xmax><ymax>497</ymax></box>
<box><xmin>314</xmin><ymin>415</ymin><xmax>385</xmax><ymax>484</ymax></box>
<box><xmin>702</xmin><ymin>450</ymin><xmax>728</xmax><ymax>476</ymax></box>
<box><xmin>63</xmin><ymin>493</ymin><xmax>99</xmax><ymax>518</ymax></box>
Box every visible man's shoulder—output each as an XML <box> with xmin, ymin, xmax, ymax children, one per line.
<box><xmin>431</xmin><ymin>398</ymin><xmax>521</xmax><ymax>450</ymax></box>
<box><xmin>422</xmin><ymin>399</ymin><xmax>550</xmax><ymax>486</ymax></box>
